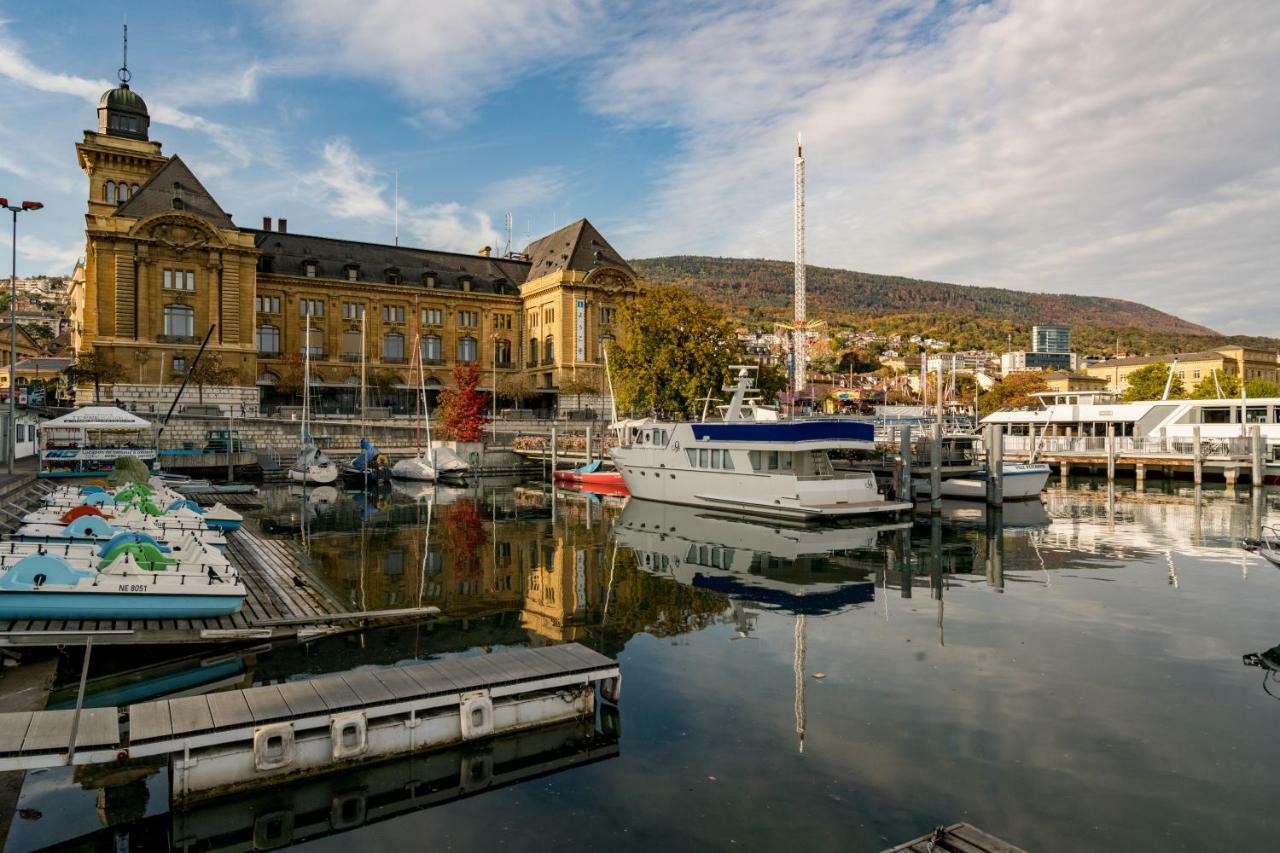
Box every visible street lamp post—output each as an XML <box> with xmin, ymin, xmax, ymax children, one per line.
<box><xmin>1</xmin><ymin>198</ymin><xmax>44</xmax><ymax>474</ymax></box>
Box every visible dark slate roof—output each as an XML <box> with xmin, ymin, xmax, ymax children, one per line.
<box><xmin>115</xmin><ymin>155</ymin><xmax>235</xmax><ymax>229</ymax></box>
<box><xmin>15</xmin><ymin>358</ymin><xmax>72</xmax><ymax>371</ymax></box>
<box><xmin>1092</xmin><ymin>351</ymin><xmax>1229</xmax><ymax>368</ymax></box>
<box><xmin>521</xmin><ymin>218</ymin><xmax>633</xmax><ymax>280</ymax></box>
<box><xmin>247</xmin><ymin>230</ymin><xmax>532</xmax><ymax>294</ymax></box>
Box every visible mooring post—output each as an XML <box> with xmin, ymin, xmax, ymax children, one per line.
<box><xmin>900</xmin><ymin>426</ymin><xmax>912</xmax><ymax>502</ymax></box>
<box><xmin>66</xmin><ymin>637</ymin><xmax>94</xmax><ymax>762</ymax></box>
<box><xmin>985</xmin><ymin>507</ymin><xmax>1004</xmax><ymax>592</ymax></box>
<box><xmin>930</xmin><ymin>423</ymin><xmax>942</xmax><ymax>513</ymax></box>
<box><xmin>1106</xmin><ymin>422</ymin><xmax>1116</xmax><ymax>482</ymax></box>
<box><xmin>1250</xmin><ymin>424</ymin><xmax>1263</xmax><ymax>486</ymax></box>
<box><xmin>585</xmin><ymin>424</ymin><xmax>593</xmax><ymax>465</ymax></box>
<box><xmin>990</xmin><ymin>424</ymin><xmax>1004</xmax><ymax>507</ymax></box>
<box><xmin>1192</xmin><ymin>425</ymin><xmax>1202</xmax><ymax>485</ymax></box>
<box><xmin>898</xmin><ymin>525</ymin><xmax>912</xmax><ymax>599</ymax></box>
<box><xmin>550</xmin><ymin>423</ymin><xmax>558</xmax><ymax>478</ymax></box>
<box><xmin>1135</xmin><ymin>461</ymin><xmax>1145</xmax><ymax>488</ymax></box>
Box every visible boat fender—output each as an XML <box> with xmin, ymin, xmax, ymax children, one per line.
<box><xmin>253</xmin><ymin>809</ymin><xmax>294</xmax><ymax>850</ymax></box>
<box><xmin>330</xmin><ymin>711</ymin><xmax>368</xmax><ymax>760</ymax></box>
<box><xmin>460</xmin><ymin>751</ymin><xmax>494</xmax><ymax>790</ymax></box>
<box><xmin>459</xmin><ymin>690</ymin><xmax>494</xmax><ymax>740</ymax></box>
<box><xmin>252</xmin><ymin>723</ymin><xmax>296</xmax><ymax>771</ymax></box>
<box><xmin>330</xmin><ymin>791</ymin><xmax>367</xmax><ymax>830</ymax></box>
<box><xmin>601</xmin><ymin>674</ymin><xmax>623</xmax><ymax>704</ymax></box>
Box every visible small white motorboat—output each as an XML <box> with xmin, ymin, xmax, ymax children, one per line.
<box><xmin>1242</xmin><ymin>526</ymin><xmax>1280</xmax><ymax>568</ymax></box>
<box><xmin>913</xmin><ymin>462</ymin><xmax>1051</xmax><ymax>502</ymax></box>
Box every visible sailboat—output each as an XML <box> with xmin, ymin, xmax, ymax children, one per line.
<box><xmin>288</xmin><ymin>326</ymin><xmax>339</xmax><ymax>485</ymax></box>
<box><xmin>391</xmin><ymin>334</ymin><xmax>470</xmax><ymax>481</ymax></box>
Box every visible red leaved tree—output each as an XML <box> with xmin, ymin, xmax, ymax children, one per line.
<box><xmin>437</xmin><ymin>362</ymin><xmax>491</xmax><ymax>441</ymax></box>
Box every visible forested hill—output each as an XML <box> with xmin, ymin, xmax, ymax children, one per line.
<box><xmin>630</xmin><ymin>256</ymin><xmax>1217</xmax><ymax>336</ymax></box>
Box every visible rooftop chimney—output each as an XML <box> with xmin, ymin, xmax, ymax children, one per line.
<box><xmin>278</xmin><ymin>218</ymin><xmax>287</xmax><ymax>234</ymax></box>
<box><xmin>262</xmin><ymin>216</ymin><xmax>272</xmax><ymax>231</ymax></box>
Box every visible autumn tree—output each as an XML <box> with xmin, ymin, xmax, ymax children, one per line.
<box><xmin>1245</xmin><ymin>378</ymin><xmax>1280</xmax><ymax>397</ymax></box>
<box><xmin>979</xmin><ymin>371</ymin><xmax>1049</xmax><ymax>415</ymax></box>
<box><xmin>610</xmin><ymin>286</ymin><xmax>742</xmax><ymax>418</ymax></box>
<box><xmin>496</xmin><ymin>372</ymin><xmax>537</xmax><ymax>411</ymax></box>
<box><xmin>64</xmin><ymin>351</ymin><xmax>127</xmax><ymax>403</ymax></box>
<box><xmin>188</xmin><ymin>352</ymin><xmax>238</xmax><ymax>404</ymax></box>
<box><xmin>437</xmin><ymin>362</ymin><xmax>490</xmax><ymax>441</ymax></box>
<box><xmin>1121</xmin><ymin>362</ymin><xmax>1183</xmax><ymax>402</ymax></box>
<box><xmin>559</xmin><ymin>374</ymin><xmax>601</xmax><ymax>412</ymax></box>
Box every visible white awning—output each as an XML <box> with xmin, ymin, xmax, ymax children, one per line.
<box><xmin>39</xmin><ymin>406</ymin><xmax>152</xmax><ymax>430</ymax></box>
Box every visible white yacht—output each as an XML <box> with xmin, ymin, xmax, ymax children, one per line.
<box><xmin>982</xmin><ymin>391</ymin><xmax>1280</xmax><ymax>482</ymax></box>
<box><xmin>610</xmin><ymin>367</ymin><xmax>912</xmax><ymax>521</ymax></box>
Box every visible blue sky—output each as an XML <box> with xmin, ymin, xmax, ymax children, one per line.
<box><xmin>1</xmin><ymin>1</ymin><xmax>1277</xmax><ymax>334</ymax></box>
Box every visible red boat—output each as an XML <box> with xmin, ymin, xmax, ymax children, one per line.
<box><xmin>553</xmin><ymin>460</ymin><xmax>626</xmax><ymax>490</ymax></box>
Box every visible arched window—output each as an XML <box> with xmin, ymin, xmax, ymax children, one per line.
<box><xmin>256</xmin><ymin>371</ymin><xmax>278</xmax><ymax>386</ymax></box>
<box><xmin>383</xmin><ymin>332</ymin><xmax>404</xmax><ymax>362</ymax></box>
<box><xmin>118</xmin><ymin>184</ymin><xmax>129</xmax><ymax>202</ymax></box>
<box><xmin>495</xmin><ymin>339</ymin><xmax>512</xmax><ymax>366</ymax></box>
<box><xmin>256</xmin><ymin>324</ymin><xmax>281</xmax><ymax>355</ymax></box>
<box><xmin>458</xmin><ymin>336</ymin><xmax>477</xmax><ymax>363</ymax></box>
<box><xmin>131</xmin><ymin>184</ymin><xmax>140</xmax><ymax>196</ymax></box>
<box><xmin>104</xmin><ymin>181</ymin><xmax>116</xmax><ymax>204</ymax></box>
<box><xmin>422</xmin><ymin>334</ymin><xmax>442</xmax><ymax>363</ymax></box>
<box><xmin>163</xmin><ymin>304</ymin><xmax>194</xmax><ymax>337</ymax></box>
<box><xmin>529</xmin><ymin>337</ymin><xmax>538</xmax><ymax>366</ymax></box>
<box><xmin>544</xmin><ymin>336</ymin><xmax>555</xmax><ymax>364</ymax></box>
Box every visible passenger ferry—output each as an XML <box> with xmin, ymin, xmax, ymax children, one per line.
<box><xmin>982</xmin><ymin>391</ymin><xmax>1280</xmax><ymax>482</ymax></box>
<box><xmin>609</xmin><ymin>368</ymin><xmax>911</xmax><ymax>521</ymax></box>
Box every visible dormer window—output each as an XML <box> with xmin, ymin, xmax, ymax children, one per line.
<box><xmin>172</xmin><ymin>198</ymin><xmax>184</xmax><ymax>210</ymax></box>
<box><xmin>385</xmin><ymin>267</ymin><xmax>401</xmax><ymax>284</ymax></box>
<box><xmin>423</xmin><ymin>272</ymin><xmax>437</xmax><ymax>289</ymax></box>
<box><xmin>460</xmin><ymin>277</ymin><xmax>472</xmax><ymax>292</ymax></box>
<box><xmin>304</xmin><ymin>260</ymin><xmax>317</xmax><ymax>278</ymax></box>
<box><xmin>344</xmin><ymin>264</ymin><xmax>359</xmax><ymax>282</ymax></box>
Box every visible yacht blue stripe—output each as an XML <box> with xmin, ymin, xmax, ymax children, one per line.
<box><xmin>690</xmin><ymin>420</ymin><xmax>875</xmax><ymax>443</ymax></box>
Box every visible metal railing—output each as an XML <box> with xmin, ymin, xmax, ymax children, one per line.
<box><xmin>1002</xmin><ymin>434</ymin><xmax>1255</xmax><ymax>457</ymax></box>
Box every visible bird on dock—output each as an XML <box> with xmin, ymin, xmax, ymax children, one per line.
<box><xmin>292</xmin><ymin>574</ymin><xmax>307</xmax><ymax>589</ymax></box>
<box><xmin>206</xmin><ymin>567</ymin><xmax>224</xmax><ymax>584</ymax></box>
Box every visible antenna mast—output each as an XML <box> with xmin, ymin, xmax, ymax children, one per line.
<box><xmin>504</xmin><ymin>212</ymin><xmax>513</xmax><ymax>256</ymax></box>
<box><xmin>119</xmin><ymin>19</ymin><xmax>131</xmax><ymax>84</ymax></box>
<box><xmin>793</xmin><ymin>133</ymin><xmax>807</xmax><ymax>397</ymax></box>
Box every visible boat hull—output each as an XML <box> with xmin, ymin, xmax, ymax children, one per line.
<box><xmin>288</xmin><ymin>464</ymin><xmax>338</xmax><ymax>485</ymax></box>
<box><xmin>553</xmin><ymin>470</ymin><xmax>626</xmax><ymax>487</ymax></box>
<box><xmin>913</xmin><ymin>464</ymin><xmax>1050</xmax><ymax>502</ymax></box>
<box><xmin>0</xmin><ymin>591</ymin><xmax>244</xmax><ymax>619</ymax></box>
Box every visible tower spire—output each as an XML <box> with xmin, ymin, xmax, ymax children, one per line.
<box><xmin>793</xmin><ymin>132</ymin><xmax>807</xmax><ymax>397</ymax></box>
<box><xmin>119</xmin><ymin>19</ymin><xmax>131</xmax><ymax>85</ymax></box>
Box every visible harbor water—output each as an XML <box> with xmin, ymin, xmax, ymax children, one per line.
<box><xmin>7</xmin><ymin>478</ymin><xmax>1279</xmax><ymax>852</ymax></box>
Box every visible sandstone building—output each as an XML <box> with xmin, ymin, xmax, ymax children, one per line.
<box><xmin>69</xmin><ymin>68</ymin><xmax>640</xmax><ymax>413</ymax></box>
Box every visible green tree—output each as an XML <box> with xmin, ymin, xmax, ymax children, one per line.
<box><xmin>611</xmin><ymin>286</ymin><xmax>741</xmax><ymax>418</ymax></box>
<box><xmin>1245</xmin><ymin>378</ymin><xmax>1280</xmax><ymax>397</ymax></box>
<box><xmin>1121</xmin><ymin>362</ymin><xmax>1183</xmax><ymax>401</ymax></box>
<box><xmin>64</xmin><ymin>351</ymin><xmax>127</xmax><ymax>403</ymax></box>
<box><xmin>979</xmin><ymin>371</ymin><xmax>1048</xmax><ymax>415</ymax></box>
<box><xmin>1189</xmin><ymin>370</ymin><xmax>1238</xmax><ymax>399</ymax></box>
<box><xmin>188</xmin><ymin>353</ymin><xmax>238</xmax><ymax>404</ymax></box>
<box><xmin>496</xmin><ymin>372</ymin><xmax>536</xmax><ymax>411</ymax></box>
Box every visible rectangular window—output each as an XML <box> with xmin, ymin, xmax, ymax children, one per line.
<box><xmin>347</xmin><ymin>268</ymin><xmax>358</xmax><ymax>281</ymax></box>
<box><xmin>686</xmin><ymin>448</ymin><xmax>697</xmax><ymax>466</ymax></box>
<box><xmin>781</xmin><ymin>453</ymin><xmax>793</xmax><ymax>471</ymax></box>
<box><xmin>699</xmin><ymin>448</ymin><xmax>709</xmax><ymax>468</ymax></box>
<box><xmin>492</xmin><ymin>313</ymin><xmax>512</xmax><ymax>330</ymax></box>
<box><xmin>172</xmin><ymin>356</ymin><xmax>186</xmax><ymax>373</ymax></box>
<box><xmin>458</xmin><ymin>311</ymin><xmax>478</xmax><ymax>327</ymax></box>
<box><xmin>300</xmin><ymin>299</ymin><xmax>324</xmax><ymax>318</ymax></box>
<box><xmin>162</xmin><ymin>269</ymin><xmax>196</xmax><ymax>291</ymax></box>
<box><xmin>529</xmin><ymin>310</ymin><xmax>538</xmax><ymax>328</ymax></box>
<box><xmin>255</xmin><ymin>296</ymin><xmax>281</xmax><ymax>314</ymax></box>
<box><xmin>543</xmin><ymin>307</ymin><xmax>555</xmax><ymax>324</ymax></box>
<box><xmin>767</xmin><ymin>451</ymin><xmax>778</xmax><ymax>470</ymax></box>
<box><xmin>383</xmin><ymin>305</ymin><xmax>405</xmax><ymax>323</ymax></box>
<box><xmin>749</xmin><ymin>450</ymin><xmax>761</xmax><ymax>471</ymax></box>
<box><xmin>1193</xmin><ymin>369</ymin><xmax>1201</xmax><ymax>380</ymax></box>
<box><xmin>722</xmin><ymin>451</ymin><xmax>734</xmax><ymax>471</ymax></box>
<box><xmin>422</xmin><ymin>308</ymin><xmax>443</xmax><ymax>326</ymax></box>
<box><xmin>598</xmin><ymin>306</ymin><xmax>616</xmax><ymax>325</ymax></box>
<box><xmin>343</xmin><ymin>302</ymin><xmax>365</xmax><ymax>320</ymax></box>
<box><xmin>711</xmin><ymin>450</ymin><xmax>721</xmax><ymax>469</ymax></box>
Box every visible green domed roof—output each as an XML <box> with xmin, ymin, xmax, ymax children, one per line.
<box><xmin>99</xmin><ymin>84</ymin><xmax>148</xmax><ymax>116</ymax></box>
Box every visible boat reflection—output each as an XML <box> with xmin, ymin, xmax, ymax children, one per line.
<box><xmin>613</xmin><ymin>499</ymin><xmax>909</xmax><ymax>615</ymax></box>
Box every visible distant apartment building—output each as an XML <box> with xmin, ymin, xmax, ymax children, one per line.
<box><xmin>1000</xmin><ymin>350</ymin><xmax>1077</xmax><ymax>375</ymax></box>
<box><xmin>1084</xmin><ymin>346</ymin><xmax>1280</xmax><ymax>392</ymax></box>
<box><xmin>1032</xmin><ymin>324</ymin><xmax>1071</xmax><ymax>353</ymax></box>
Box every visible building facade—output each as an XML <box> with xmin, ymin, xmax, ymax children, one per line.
<box><xmin>69</xmin><ymin>72</ymin><xmax>641</xmax><ymax>412</ymax></box>
<box><xmin>1084</xmin><ymin>346</ymin><xmax>1280</xmax><ymax>393</ymax></box>
<box><xmin>1032</xmin><ymin>324</ymin><xmax>1071</xmax><ymax>354</ymax></box>
<box><xmin>1000</xmin><ymin>350</ymin><xmax>1077</xmax><ymax>375</ymax></box>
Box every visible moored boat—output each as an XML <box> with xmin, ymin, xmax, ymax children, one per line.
<box><xmin>553</xmin><ymin>459</ymin><xmax>626</xmax><ymax>489</ymax></box>
<box><xmin>912</xmin><ymin>462</ymin><xmax>1051</xmax><ymax>501</ymax></box>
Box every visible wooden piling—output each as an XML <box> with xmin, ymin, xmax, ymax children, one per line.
<box><xmin>1192</xmin><ymin>426</ymin><xmax>1202</xmax><ymax>485</ymax></box>
<box><xmin>585</xmin><ymin>425</ymin><xmax>593</xmax><ymax>465</ymax></box>
<box><xmin>930</xmin><ymin>422</ymin><xmax>942</xmax><ymax>513</ymax></box>
<box><xmin>550</xmin><ymin>424</ymin><xmax>558</xmax><ymax>477</ymax></box>
<box><xmin>1105</xmin><ymin>422</ymin><xmax>1116</xmax><ymax>482</ymax></box>
<box><xmin>899</xmin><ymin>426</ymin><xmax>912</xmax><ymax>505</ymax></box>
<box><xmin>1250</xmin><ymin>424</ymin><xmax>1263</xmax><ymax>486</ymax></box>
<box><xmin>989</xmin><ymin>425</ymin><xmax>1003</xmax><ymax>507</ymax></box>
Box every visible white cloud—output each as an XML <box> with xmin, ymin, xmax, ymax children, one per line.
<box><xmin>477</xmin><ymin>168</ymin><xmax>567</xmax><ymax>213</ymax></box>
<box><xmin>268</xmin><ymin>0</ymin><xmax>608</xmax><ymax>124</ymax></box>
<box><xmin>303</xmin><ymin>138</ymin><xmax>394</xmax><ymax>220</ymax></box>
<box><xmin>587</xmin><ymin>0</ymin><xmax>1280</xmax><ymax>334</ymax></box>
<box><xmin>0</xmin><ymin>230</ymin><xmax>81</xmax><ymax>274</ymax></box>
<box><xmin>407</xmin><ymin>203</ymin><xmax>499</xmax><ymax>255</ymax></box>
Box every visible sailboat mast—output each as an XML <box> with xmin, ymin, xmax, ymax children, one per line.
<box><xmin>360</xmin><ymin>311</ymin><xmax>367</xmax><ymax>419</ymax></box>
<box><xmin>301</xmin><ymin>326</ymin><xmax>310</xmax><ymax>442</ymax></box>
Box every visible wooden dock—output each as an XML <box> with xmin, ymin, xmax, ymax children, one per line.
<box><xmin>0</xmin><ymin>528</ymin><xmax>437</xmax><ymax>648</ymax></box>
<box><xmin>883</xmin><ymin>823</ymin><xmax>1026</xmax><ymax>853</ymax></box>
<box><xmin>0</xmin><ymin>643</ymin><xmax>621</xmax><ymax>801</ymax></box>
